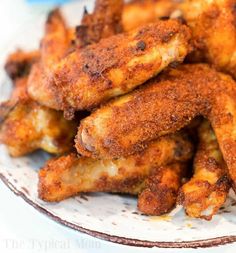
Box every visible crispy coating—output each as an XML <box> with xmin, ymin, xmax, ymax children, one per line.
<box><xmin>122</xmin><ymin>0</ymin><xmax>236</xmax><ymax>78</ymax></box>
<box><xmin>10</xmin><ymin>77</ymin><xmax>29</xmax><ymax>101</ymax></box>
<box><xmin>1</xmin><ymin>14</ymin><xmax>80</xmax><ymax>157</ymax></box>
<box><xmin>122</xmin><ymin>0</ymin><xmax>178</xmax><ymax>31</ymax></box>
<box><xmin>76</xmin><ymin>0</ymin><xmax>124</xmax><ymax>47</ymax></box>
<box><xmin>0</xmin><ymin>76</ymin><xmax>77</xmax><ymax>156</ymax></box>
<box><xmin>138</xmin><ymin>162</ymin><xmax>187</xmax><ymax>216</ymax></box>
<box><xmin>40</xmin><ymin>8</ymin><xmax>69</xmax><ymax>69</ymax></box>
<box><xmin>4</xmin><ymin>50</ymin><xmax>40</xmax><ymax>80</ymax></box>
<box><xmin>27</xmin><ymin>9</ymin><xmax>70</xmax><ymax>109</ymax></box>
<box><xmin>0</xmin><ymin>74</ymin><xmax>32</xmax><ymax>124</ymax></box>
<box><xmin>43</xmin><ymin>20</ymin><xmax>191</xmax><ymax>114</ymax></box>
<box><xmin>38</xmin><ymin>132</ymin><xmax>193</xmax><ymax>202</ymax></box>
<box><xmin>0</xmin><ymin>98</ymin><xmax>77</xmax><ymax>157</ymax></box>
<box><xmin>178</xmin><ymin>120</ymin><xmax>230</xmax><ymax>220</ymax></box>
<box><xmin>179</xmin><ymin>0</ymin><xmax>236</xmax><ymax>78</ymax></box>
<box><xmin>75</xmin><ymin>64</ymin><xmax>236</xmax><ymax>190</ymax></box>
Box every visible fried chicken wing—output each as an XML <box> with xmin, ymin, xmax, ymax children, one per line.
<box><xmin>4</xmin><ymin>50</ymin><xmax>40</xmax><ymax>80</ymax></box>
<box><xmin>75</xmin><ymin>64</ymin><xmax>236</xmax><ymax>190</ymax></box>
<box><xmin>138</xmin><ymin>162</ymin><xmax>187</xmax><ymax>216</ymax></box>
<box><xmin>1</xmin><ymin>75</ymin><xmax>77</xmax><ymax>156</ymax></box>
<box><xmin>123</xmin><ymin>0</ymin><xmax>236</xmax><ymax>79</ymax></box>
<box><xmin>27</xmin><ymin>9</ymin><xmax>70</xmax><ymax>109</ymax></box>
<box><xmin>38</xmin><ymin>132</ymin><xmax>193</xmax><ymax>202</ymax></box>
<box><xmin>39</xmin><ymin>20</ymin><xmax>191</xmax><ymax>115</ymax></box>
<box><xmin>179</xmin><ymin>0</ymin><xmax>236</xmax><ymax>78</ymax></box>
<box><xmin>76</xmin><ymin>0</ymin><xmax>124</xmax><ymax>47</ymax></box>
<box><xmin>122</xmin><ymin>0</ymin><xmax>178</xmax><ymax>31</ymax></box>
<box><xmin>0</xmin><ymin>99</ymin><xmax>77</xmax><ymax>157</ymax></box>
<box><xmin>178</xmin><ymin>120</ymin><xmax>230</xmax><ymax>220</ymax></box>
<box><xmin>41</xmin><ymin>8</ymin><xmax>69</xmax><ymax>69</ymax></box>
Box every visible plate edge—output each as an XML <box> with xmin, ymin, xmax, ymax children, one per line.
<box><xmin>0</xmin><ymin>171</ymin><xmax>236</xmax><ymax>249</ymax></box>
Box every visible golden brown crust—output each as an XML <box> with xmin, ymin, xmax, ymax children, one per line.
<box><xmin>10</xmin><ymin>77</ymin><xmax>29</xmax><ymax>101</ymax></box>
<box><xmin>75</xmin><ymin>64</ymin><xmax>236</xmax><ymax>190</ymax></box>
<box><xmin>178</xmin><ymin>120</ymin><xmax>230</xmax><ymax>220</ymax></box>
<box><xmin>0</xmin><ymin>76</ymin><xmax>30</xmax><ymax>124</ymax></box>
<box><xmin>1</xmin><ymin>75</ymin><xmax>77</xmax><ymax>157</ymax></box>
<box><xmin>41</xmin><ymin>8</ymin><xmax>69</xmax><ymax>69</ymax></box>
<box><xmin>49</xmin><ymin>20</ymin><xmax>191</xmax><ymax>114</ymax></box>
<box><xmin>4</xmin><ymin>50</ymin><xmax>40</xmax><ymax>80</ymax></box>
<box><xmin>138</xmin><ymin>162</ymin><xmax>187</xmax><ymax>216</ymax></box>
<box><xmin>179</xmin><ymin>0</ymin><xmax>236</xmax><ymax>78</ymax></box>
<box><xmin>38</xmin><ymin>132</ymin><xmax>193</xmax><ymax>202</ymax></box>
<box><xmin>27</xmin><ymin>8</ymin><xmax>70</xmax><ymax>109</ymax></box>
<box><xmin>123</xmin><ymin>0</ymin><xmax>236</xmax><ymax>78</ymax></box>
<box><xmin>76</xmin><ymin>0</ymin><xmax>124</xmax><ymax>47</ymax></box>
<box><xmin>0</xmin><ymin>98</ymin><xmax>77</xmax><ymax>157</ymax></box>
<box><xmin>122</xmin><ymin>0</ymin><xmax>178</xmax><ymax>31</ymax></box>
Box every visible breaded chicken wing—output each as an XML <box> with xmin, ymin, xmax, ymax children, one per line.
<box><xmin>123</xmin><ymin>0</ymin><xmax>236</xmax><ymax>78</ymax></box>
<box><xmin>0</xmin><ymin>99</ymin><xmax>77</xmax><ymax>157</ymax></box>
<box><xmin>138</xmin><ymin>162</ymin><xmax>187</xmax><ymax>216</ymax></box>
<box><xmin>122</xmin><ymin>0</ymin><xmax>178</xmax><ymax>31</ymax></box>
<box><xmin>1</xmin><ymin>77</ymin><xmax>77</xmax><ymax>156</ymax></box>
<box><xmin>38</xmin><ymin>20</ymin><xmax>191</xmax><ymax>115</ymax></box>
<box><xmin>178</xmin><ymin>120</ymin><xmax>230</xmax><ymax>220</ymax></box>
<box><xmin>27</xmin><ymin>9</ymin><xmax>71</xmax><ymax>109</ymax></box>
<box><xmin>75</xmin><ymin>64</ymin><xmax>236</xmax><ymax>190</ymax></box>
<box><xmin>38</xmin><ymin>132</ymin><xmax>193</xmax><ymax>202</ymax></box>
<box><xmin>76</xmin><ymin>0</ymin><xmax>123</xmax><ymax>47</ymax></box>
<box><xmin>179</xmin><ymin>0</ymin><xmax>236</xmax><ymax>78</ymax></box>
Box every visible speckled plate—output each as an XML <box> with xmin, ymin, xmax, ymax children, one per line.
<box><xmin>1</xmin><ymin>0</ymin><xmax>236</xmax><ymax>248</ymax></box>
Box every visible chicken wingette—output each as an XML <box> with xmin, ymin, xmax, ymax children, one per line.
<box><xmin>122</xmin><ymin>0</ymin><xmax>236</xmax><ymax>79</ymax></box>
<box><xmin>38</xmin><ymin>132</ymin><xmax>193</xmax><ymax>202</ymax></box>
<box><xmin>76</xmin><ymin>0</ymin><xmax>124</xmax><ymax>47</ymax></box>
<box><xmin>138</xmin><ymin>162</ymin><xmax>187</xmax><ymax>216</ymax></box>
<box><xmin>76</xmin><ymin>64</ymin><xmax>236</xmax><ymax>191</ymax></box>
<box><xmin>0</xmin><ymin>76</ymin><xmax>77</xmax><ymax>157</ymax></box>
<box><xmin>0</xmin><ymin>98</ymin><xmax>77</xmax><ymax>157</ymax></box>
<box><xmin>178</xmin><ymin>120</ymin><xmax>230</xmax><ymax>220</ymax></box>
<box><xmin>179</xmin><ymin>0</ymin><xmax>236</xmax><ymax>78</ymax></box>
<box><xmin>28</xmin><ymin>19</ymin><xmax>191</xmax><ymax>115</ymax></box>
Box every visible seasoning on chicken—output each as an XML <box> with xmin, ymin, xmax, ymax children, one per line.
<box><xmin>27</xmin><ymin>9</ymin><xmax>71</xmax><ymax>109</ymax></box>
<box><xmin>138</xmin><ymin>162</ymin><xmax>187</xmax><ymax>216</ymax></box>
<box><xmin>76</xmin><ymin>0</ymin><xmax>124</xmax><ymax>47</ymax></box>
<box><xmin>178</xmin><ymin>120</ymin><xmax>230</xmax><ymax>220</ymax></box>
<box><xmin>38</xmin><ymin>132</ymin><xmax>193</xmax><ymax>202</ymax></box>
<box><xmin>4</xmin><ymin>50</ymin><xmax>40</xmax><ymax>80</ymax></box>
<box><xmin>76</xmin><ymin>64</ymin><xmax>236</xmax><ymax>192</ymax></box>
<box><xmin>47</xmin><ymin>20</ymin><xmax>191</xmax><ymax>116</ymax></box>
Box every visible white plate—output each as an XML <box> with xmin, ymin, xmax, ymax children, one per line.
<box><xmin>0</xmin><ymin>0</ymin><xmax>236</xmax><ymax>248</ymax></box>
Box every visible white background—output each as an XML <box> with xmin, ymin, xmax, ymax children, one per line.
<box><xmin>0</xmin><ymin>0</ymin><xmax>235</xmax><ymax>252</ymax></box>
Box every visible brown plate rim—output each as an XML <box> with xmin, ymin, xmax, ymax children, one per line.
<box><xmin>0</xmin><ymin>172</ymin><xmax>236</xmax><ymax>248</ymax></box>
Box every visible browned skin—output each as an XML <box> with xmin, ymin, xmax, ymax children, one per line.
<box><xmin>123</xmin><ymin>0</ymin><xmax>236</xmax><ymax>78</ymax></box>
<box><xmin>1</xmin><ymin>77</ymin><xmax>77</xmax><ymax>157</ymax></box>
<box><xmin>122</xmin><ymin>0</ymin><xmax>179</xmax><ymax>31</ymax></box>
<box><xmin>0</xmin><ymin>99</ymin><xmax>77</xmax><ymax>157</ymax></box>
<box><xmin>42</xmin><ymin>20</ymin><xmax>191</xmax><ymax>115</ymax></box>
<box><xmin>138</xmin><ymin>162</ymin><xmax>187</xmax><ymax>216</ymax></box>
<box><xmin>38</xmin><ymin>132</ymin><xmax>193</xmax><ymax>202</ymax></box>
<box><xmin>0</xmin><ymin>77</ymin><xmax>29</xmax><ymax>124</ymax></box>
<box><xmin>76</xmin><ymin>64</ymin><xmax>236</xmax><ymax>191</ymax></box>
<box><xmin>76</xmin><ymin>0</ymin><xmax>124</xmax><ymax>48</ymax></box>
<box><xmin>178</xmin><ymin>120</ymin><xmax>230</xmax><ymax>220</ymax></box>
<box><xmin>4</xmin><ymin>50</ymin><xmax>40</xmax><ymax>80</ymax></box>
<box><xmin>179</xmin><ymin>0</ymin><xmax>236</xmax><ymax>78</ymax></box>
<box><xmin>27</xmin><ymin>9</ymin><xmax>70</xmax><ymax>109</ymax></box>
